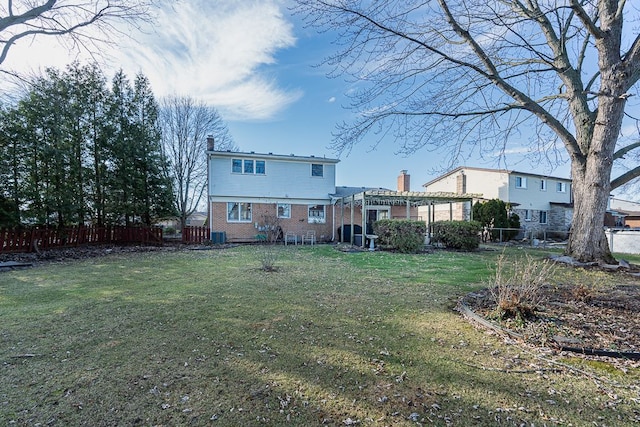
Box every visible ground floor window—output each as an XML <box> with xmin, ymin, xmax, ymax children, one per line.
<box><xmin>308</xmin><ymin>204</ymin><xmax>326</xmax><ymax>223</ymax></box>
<box><xmin>539</xmin><ymin>210</ymin><xmax>548</xmax><ymax>224</ymax></box>
<box><xmin>524</xmin><ymin>209</ymin><xmax>531</xmax><ymax>221</ymax></box>
<box><xmin>277</xmin><ymin>203</ymin><xmax>291</xmax><ymax>219</ymax></box>
<box><xmin>227</xmin><ymin>202</ymin><xmax>252</xmax><ymax>222</ymax></box>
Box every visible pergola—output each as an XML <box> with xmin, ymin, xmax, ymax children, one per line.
<box><xmin>332</xmin><ymin>189</ymin><xmax>482</xmax><ymax>247</ymax></box>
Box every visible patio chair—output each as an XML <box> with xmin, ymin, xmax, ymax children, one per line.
<box><xmin>302</xmin><ymin>230</ymin><xmax>316</xmax><ymax>245</ymax></box>
<box><xmin>284</xmin><ymin>231</ymin><xmax>298</xmax><ymax>245</ymax></box>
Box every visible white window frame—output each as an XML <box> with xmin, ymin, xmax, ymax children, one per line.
<box><xmin>539</xmin><ymin>210</ymin><xmax>548</xmax><ymax>224</ymax></box>
<box><xmin>308</xmin><ymin>204</ymin><xmax>326</xmax><ymax>223</ymax></box>
<box><xmin>311</xmin><ymin>163</ymin><xmax>324</xmax><ymax>178</ymax></box>
<box><xmin>277</xmin><ymin>203</ymin><xmax>291</xmax><ymax>219</ymax></box>
<box><xmin>556</xmin><ymin>182</ymin><xmax>566</xmax><ymax>193</ymax></box>
<box><xmin>540</xmin><ymin>179</ymin><xmax>546</xmax><ymax>191</ymax></box>
<box><xmin>524</xmin><ymin>209</ymin><xmax>531</xmax><ymax>221</ymax></box>
<box><xmin>232</xmin><ymin>159</ymin><xmax>266</xmax><ymax>175</ymax></box>
<box><xmin>515</xmin><ymin>176</ymin><xmax>527</xmax><ymax>189</ymax></box>
<box><xmin>227</xmin><ymin>202</ymin><xmax>252</xmax><ymax>222</ymax></box>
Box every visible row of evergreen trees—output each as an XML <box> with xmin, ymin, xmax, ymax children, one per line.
<box><xmin>0</xmin><ymin>62</ymin><xmax>176</xmax><ymax>228</ymax></box>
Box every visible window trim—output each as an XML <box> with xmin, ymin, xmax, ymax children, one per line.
<box><xmin>311</xmin><ymin>163</ymin><xmax>324</xmax><ymax>178</ymax></box>
<box><xmin>556</xmin><ymin>182</ymin><xmax>566</xmax><ymax>193</ymax></box>
<box><xmin>540</xmin><ymin>179</ymin><xmax>546</xmax><ymax>191</ymax></box>
<box><xmin>231</xmin><ymin>158</ymin><xmax>266</xmax><ymax>175</ymax></box>
<box><xmin>524</xmin><ymin>209</ymin><xmax>531</xmax><ymax>221</ymax></box>
<box><xmin>227</xmin><ymin>202</ymin><xmax>252</xmax><ymax>223</ymax></box>
<box><xmin>277</xmin><ymin>203</ymin><xmax>291</xmax><ymax>219</ymax></box>
<box><xmin>539</xmin><ymin>210</ymin><xmax>548</xmax><ymax>224</ymax></box>
<box><xmin>515</xmin><ymin>176</ymin><xmax>527</xmax><ymax>189</ymax></box>
<box><xmin>308</xmin><ymin>204</ymin><xmax>326</xmax><ymax>223</ymax></box>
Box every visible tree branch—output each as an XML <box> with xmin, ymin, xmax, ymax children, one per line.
<box><xmin>611</xmin><ymin>167</ymin><xmax>640</xmax><ymax>191</ymax></box>
<box><xmin>568</xmin><ymin>0</ymin><xmax>604</xmax><ymax>39</ymax></box>
<box><xmin>613</xmin><ymin>141</ymin><xmax>640</xmax><ymax>160</ymax></box>
<box><xmin>0</xmin><ymin>0</ymin><xmax>57</xmax><ymax>32</ymax></box>
<box><xmin>438</xmin><ymin>0</ymin><xmax>584</xmax><ymax>162</ymax></box>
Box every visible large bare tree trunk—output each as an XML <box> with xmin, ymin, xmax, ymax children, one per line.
<box><xmin>567</xmin><ymin>71</ymin><xmax>627</xmax><ymax>263</ymax></box>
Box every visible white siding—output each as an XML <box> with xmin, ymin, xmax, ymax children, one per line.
<box><xmin>423</xmin><ymin>168</ymin><xmax>509</xmax><ymax>200</ymax></box>
<box><xmin>209</xmin><ymin>154</ymin><xmax>336</xmax><ymax>202</ymax></box>
<box><xmin>509</xmin><ymin>174</ymin><xmax>572</xmax><ymax>211</ymax></box>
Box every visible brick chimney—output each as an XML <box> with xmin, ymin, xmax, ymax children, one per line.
<box><xmin>206</xmin><ymin>135</ymin><xmax>215</xmax><ymax>151</ymax></box>
<box><xmin>397</xmin><ymin>170</ymin><xmax>410</xmax><ymax>192</ymax></box>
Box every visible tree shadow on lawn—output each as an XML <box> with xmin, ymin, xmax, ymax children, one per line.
<box><xmin>6</xmin><ymin>305</ymin><xmax>627</xmax><ymax>426</ymax></box>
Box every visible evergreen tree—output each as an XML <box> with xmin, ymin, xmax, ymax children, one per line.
<box><xmin>130</xmin><ymin>73</ymin><xmax>175</xmax><ymax>225</ymax></box>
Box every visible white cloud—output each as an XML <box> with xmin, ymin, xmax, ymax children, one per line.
<box><xmin>1</xmin><ymin>0</ymin><xmax>300</xmax><ymax>120</ymax></box>
<box><xmin>120</xmin><ymin>0</ymin><xmax>300</xmax><ymax>120</ymax></box>
<box><xmin>327</xmin><ymin>96</ymin><xmax>336</xmax><ymax>103</ymax></box>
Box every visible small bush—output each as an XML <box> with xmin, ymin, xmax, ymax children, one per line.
<box><xmin>257</xmin><ymin>244</ymin><xmax>279</xmax><ymax>272</ymax></box>
<box><xmin>489</xmin><ymin>253</ymin><xmax>555</xmax><ymax>321</ymax></box>
<box><xmin>373</xmin><ymin>219</ymin><xmax>426</xmax><ymax>253</ymax></box>
<box><xmin>431</xmin><ymin>221</ymin><xmax>481</xmax><ymax>250</ymax></box>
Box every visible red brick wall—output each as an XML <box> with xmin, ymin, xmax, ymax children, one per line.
<box><xmin>210</xmin><ymin>202</ymin><xmax>334</xmax><ymax>242</ymax></box>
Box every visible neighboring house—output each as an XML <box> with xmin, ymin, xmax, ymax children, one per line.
<box><xmin>208</xmin><ymin>150</ymin><xmax>340</xmax><ymax>242</ymax></box>
<box><xmin>609</xmin><ymin>197</ymin><xmax>640</xmax><ymax>228</ymax></box>
<box><xmin>158</xmin><ymin>211</ymin><xmax>207</xmax><ymax>231</ymax></box>
<box><xmin>185</xmin><ymin>211</ymin><xmax>207</xmax><ymax>227</ymax></box>
<box><xmin>421</xmin><ymin>167</ymin><xmax>573</xmax><ymax>234</ymax></box>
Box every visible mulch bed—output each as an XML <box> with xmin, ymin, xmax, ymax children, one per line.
<box><xmin>461</xmin><ymin>281</ymin><xmax>640</xmax><ymax>366</ymax></box>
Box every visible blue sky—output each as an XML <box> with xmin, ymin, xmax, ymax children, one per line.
<box><xmin>4</xmin><ymin>0</ymin><xmax>626</xmax><ymax>193</ymax></box>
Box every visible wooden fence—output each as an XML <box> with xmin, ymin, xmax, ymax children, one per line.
<box><xmin>0</xmin><ymin>226</ymin><xmax>163</xmax><ymax>254</ymax></box>
<box><xmin>182</xmin><ymin>226</ymin><xmax>210</xmax><ymax>244</ymax></box>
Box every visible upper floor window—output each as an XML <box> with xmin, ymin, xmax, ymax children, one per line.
<box><xmin>232</xmin><ymin>158</ymin><xmax>265</xmax><ymax>175</ymax></box>
<box><xmin>556</xmin><ymin>182</ymin><xmax>567</xmax><ymax>192</ymax></box>
<box><xmin>515</xmin><ymin>176</ymin><xmax>527</xmax><ymax>189</ymax></box>
<box><xmin>277</xmin><ymin>203</ymin><xmax>291</xmax><ymax>219</ymax></box>
<box><xmin>232</xmin><ymin>159</ymin><xmax>242</xmax><ymax>173</ymax></box>
<box><xmin>540</xmin><ymin>179</ymin><xmax>546</xmax><ymax>191</ymax></box>
<box><xmin>308</xmin><ymin>204</ymin><xmax>326</xmax><ymax>223</ymax></box>
<box><xmin>311</xmin><ymin>163</ymin><xmax>324</xmax><ymax>177</ymax></box>
<box><xmin>227</xmin><ymin>202</ymin><xmax>252</xmax><ymax>222</ymax></box>
<box><xmin>243</xmin><ymin>159</ymin><xmax>254</xmax><ymax>174</ymax></box>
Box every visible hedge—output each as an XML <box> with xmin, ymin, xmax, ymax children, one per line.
<box><xmin>373</xmin><ymin>219</ymin><xmax>426</xmax><ymax>253</ymax></box>
<box><xmin>431</xmin><ymin>220</ymin><xmax>482</xmax><ymax>250</ymax></box>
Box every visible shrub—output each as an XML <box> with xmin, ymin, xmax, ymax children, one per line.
<box><xmin>373</xmin><ymin>219</ymin><xmax>426</xmax><ymax>253</ymax></box>
<box><xmin>431</xmin><ymin>220</ymin><xmax>481</xmax><ymax>250</ymax></box>
<box><xmin>257</xmin><ymin>244</ymin><xmax>279</xmax><ymax>272</ymax></box>
<box><xmin>472</xmin><ymin>199</ymin><xmax>520</xmax><ymax>241</ymax></box>
<box><xmin>489</xmin><ymin>252</ymin><xmax>555</xmax><ymax>321</ymax></box>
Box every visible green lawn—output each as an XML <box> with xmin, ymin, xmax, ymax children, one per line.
<box><xmin>0</xmin><ymin>245</ymin><xmax>638</xmax><ymax>426</ymax></box>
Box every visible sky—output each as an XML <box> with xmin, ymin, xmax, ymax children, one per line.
<box><xmin>3</xmin><ymin>0</ymin><xmax>638</xmax><ymax>198</ymax></box>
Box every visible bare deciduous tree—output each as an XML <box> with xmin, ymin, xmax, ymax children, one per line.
<box><xmin>294</xmin><ymin>0</ymin><xmax>640</xmax><ymax>263</ymax></box>
<box><xmin>159</xmin><ymin>95</ymin><xmax>236</xmax><ymax>229</ymax></box>
<box><xmin>0</xmin><ymin>0</ymin><xmax>152</xmax><ymax>69</ymax></box>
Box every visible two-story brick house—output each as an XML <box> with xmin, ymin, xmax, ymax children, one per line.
<box><xmin>421</xmin><ymin>167</ymin><xmax>573</xmax><ymax>234</ymax></box>
<box><xmin>207</xmin><ymin>150</ymin><xmax>340</xmax><ymax>242</ymax></box>
<box><xmin>208</xmin><ymin>148</ymin><xmax>478</xmax><ymax>244</ymax></box>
